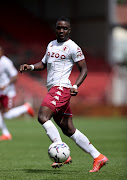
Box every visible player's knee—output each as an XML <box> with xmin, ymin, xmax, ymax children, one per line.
<box><xmin>62</xmin><ymin>128</ymin><xmax>75</xmax><ymax>137</ymax></box>
<box><xmin>38</xmin><ymin>106</ymin><xmax>53</xmax><ymax>125</ymax></box>
<box><xmin>62</xmin><ymin>130</ymin><xmax>69</xmax><ymax>136</ymax></box>
<box><xmin>60</xmin><ymin>120</ymin><xmax>75</xmax><ymax>137</ymax></box>
<box><xmin>62</xmin><ymin>130</ymin><xmax>73</xmax><ymax>137</ymax></box>
<box><xmin>38</xmin><ymin>113</ymin><xmax>48</xmax><ymax>125</ymax></box>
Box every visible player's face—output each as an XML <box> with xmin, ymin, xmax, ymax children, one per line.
<box><xmin>56</xmin><ymin>21</ymin><xmax>71</xmax><ymax>42</ymax></box>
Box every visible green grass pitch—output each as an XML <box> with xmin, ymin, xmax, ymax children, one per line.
<box><xmin>0</xmin><ymin>116</ymin><xmax>127</xmax><ymax>180</ymax></box>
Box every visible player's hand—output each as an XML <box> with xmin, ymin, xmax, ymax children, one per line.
<box><xmin>19</xmin><ymin>64</ymin><xmax>31</xmax><ymax>73</ymax></box>
<box><xmin>0</xmin><ymin>85</ymin><xmax>6</xmax><ymax>90</ymax></box>
<box><xmin>70</xmin><ymin>87</ymin><xmax>78</xmax><ymax>96</ymax></box>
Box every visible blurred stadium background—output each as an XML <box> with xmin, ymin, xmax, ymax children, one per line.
<box><xmin>0</xmin><ymin>0</ymin><xmax>127</xmax><ymax>116</ymax></box>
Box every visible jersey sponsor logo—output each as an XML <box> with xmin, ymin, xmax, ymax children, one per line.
<box><xmin>47</xmin><ymin>52</ymin><xmax>65</xmax><ymax>59</ymax></box>
<box><xmin>51</xmin><ymin>52</ymin><xmax>55</xmax><ymax>57</ymax></box>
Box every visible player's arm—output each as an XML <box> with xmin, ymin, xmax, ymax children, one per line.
<box><xmin>0</xmin><ymin>75</ymin><xmax>18</xmax><ymax>90</ymax></box>
<box><xmin>9</xmin><ymin>75</ymin><xmax>18</xmax><ymax>84</ymax></box>
<box><xmin>75</xmin><ymin>59</ymin><xmax>87</xmax><ymax>87</ymax></box>
<box><xmin>19</xmin><ymin>61</ymin><xmax>46</xmax><ymax>73</ymax></box>
<box><xmin>70</xmin><ymin>59</ymin><xmax>87</xmax><ymax>96</ymax></box>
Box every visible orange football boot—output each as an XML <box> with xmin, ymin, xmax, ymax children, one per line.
<box><xmin>0</xmin><ymin>134</ymin><xmax>12</xmax><ymax>141</ymax></box>
<box><xmin>52</xmin><ymin>156</ymin><xmax>72</xmax><ymax>168</ymax></box>
<box><xmin>24</xmin><ymin>103</ymin><xmax>35</xmax><ymax>117</ymax></box>
<box><xmin>63</xmin><ymin>155</ymin><xmax>72</xmax><ymax>164</ymax></box>
<box><xmin>89</xmin><ymin>154</ymin><xmax>108</xmax><ymax>172</ymax></box>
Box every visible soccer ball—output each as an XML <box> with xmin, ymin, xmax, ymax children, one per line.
<box><xmin>48</xmin><ymin>142</ymin><xmax>70</xmax><ymax>163</ymax></box>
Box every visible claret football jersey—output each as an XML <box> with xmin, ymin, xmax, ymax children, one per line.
<box><xmin>42</xmin><ymin>39</ymin><xmax>85</xmax><ymax>90</ymax></box>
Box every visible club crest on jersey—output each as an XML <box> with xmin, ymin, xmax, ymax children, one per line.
<box><xmin>62</xmin><ymin>46</ymin><xmax>69</xmax><ymax>53</ymax></box>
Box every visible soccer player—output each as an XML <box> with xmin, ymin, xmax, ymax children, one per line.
<box><xmin>0</xmin><ymin>46</ymin><xmax>35</xmax><ymax>141</ymax></box>
<box><xmin>19</xmin><ymin>16</ymin><xmax>108</xmax><ymax>172</ymax></box>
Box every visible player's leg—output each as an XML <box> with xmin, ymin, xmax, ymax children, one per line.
<box><xmin>38</xmin><ymin>105</ymin><xmax>62</xmax><ymax>143</ymax></box>
<box><xmin>0</xmin><ymin>111</ymin><xmax>12</xmax><ymax>140</ymax></box>
<box><xmin>4</xmin><ymin>103</ymin><xmax>34</xmax><ymax>119</ymax></box>
<box><xmin>55</xmin><ymin>107</ymin><xmax>108</xmax><ymax>172</ymax></box>
<box><xmin>0</xmin><ymin>96</ymin><xmax>12</xmax><ymax>140</ymax></box>
<box><xmin>3</xmin><ymin>96</ymin><xmax>34</xmax><ymax>119</ymax></box>
<box><xmin>38</xmin><ymin>87</ymin><xmax>66</xmax><ymax>143</ymax></box>
<box><xmin>70</xmin><ymin>126</ymin><xmax>108</xmax><ymax>172</ymax></box>
<box><xmin>38</xmin><ymin>101</ymin><xmax>64</xmax><ymax>169</ymax></box>
<box><xmin>52</xmin><ymin>110</ymin><xmax>73</xmax><ymax>168</ymax></box>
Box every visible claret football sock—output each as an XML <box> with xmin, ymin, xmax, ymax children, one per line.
<box><xmin>70</xmin><ymin>129</ymin><xmax>100</xmax><ymax>159</ymax></box>
<box><xmin>42</xmin><ymin>120</ymin><xmax>62</xmax><ymax>142</ymax></box>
